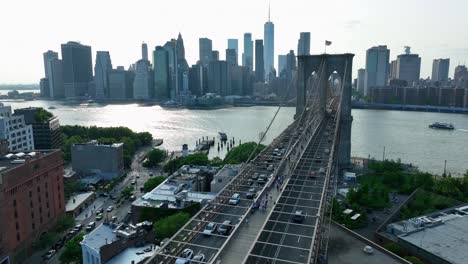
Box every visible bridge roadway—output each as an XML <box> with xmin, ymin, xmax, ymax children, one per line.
<box><xmin>148</xmin><ymin>96</ymin><xmax>340</xmax><ymax>264</ymax></box>
<box><xmin>147</xmin><ymin>118</ymin><xmax>304</xmax><ymax>264</ymax></box>
<box><xmin>244</xmin><ymin>111</ymin><xmax>337</xmax><ymax>264</ymax></box>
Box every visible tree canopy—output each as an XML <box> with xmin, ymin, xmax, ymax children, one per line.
<box><xmin>59</xmin><ymin>233</ymin><xmax>85</xmax><ymax>264</ymax></box>
<box><xmin>223</xmin><ymin>142</ymin><xmax>266</xmax><ymax>164</ymax></box>
<box><xmin>143</xmin><ymin>176</ymin><xmax>166</xmax><ymax>192</ymax></box>
<box><xmin>143</xmin><ymin>149</ymin><xmax>167</xmax><ymax>167</ymax></box>
<box><xmin>154</xmin><ymin>212</ymin><xmax>191</xmax><ymax>240</ymax></box>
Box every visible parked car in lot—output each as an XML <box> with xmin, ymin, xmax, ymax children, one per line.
<box><xmin>251</xmin><ymin>173</ymin><xmax>259</xmax><ymax>180</ymax></box>
<box><xmin>228</xmin><ymin>193</ymin><xmax>241</xmax><ymax>205</ymax></box>
<box><xmin>73</xmin><ymin>224</ymin><xmax>83</xmax><ymax>232</ymax></box>
<box><xmin>111</xmin><ymin>216</ymin><xmax>118</xmax><ymax>222</ymax></box>
<box><xmin>217</xmin><ymin>220</ymin><xmax>232</xmax><ymax>235</ymax></box>
<box><xmin>203</xmin><ymin>222</ymin><xmax>217</xmax><ymax>236</ymax></box>
<box><xmin>257</xmin><ymin>175</ymin><xmax>268</xmax><ymax>185</ymax></box>
<box><xmin>175</xmin><ymin>248</ymin><xmax>193</xmax><ymax>264</ymax></box>
<box><xmin>96</xmin><ymin>208</ymin><xmax>103</xmax><ymax>214</ymax></box>
<box><xmin>106</xmin><ymin>206</ymin><xmax>114</xmax><ymax>212</ymax></box>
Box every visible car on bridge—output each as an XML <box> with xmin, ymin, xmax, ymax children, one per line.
<box><xmin>217</xmin><ymin>220</ymin><xmax>233</xmax><ymax>236</ymax></box>
<box><xmin>246</xmin><ymin>188</ymin><xmax>257</xmax><ymax>199</ymax></box>
<box><xmin>228</xmin><ymin>193</ymin><xmax>241</xmax><ymax>205</ymax></box>
<box><xmin>175</xmin><ymin>248</ymin><xmax>193</xmax><ymax>264</ymax></box>
<box><xmin>293</xmin><ymin>210</ymin><xmax>305</xmax><ymax>223</ymax></box>
<box><xmin>203</xmin><ymin>222</ymin><xmax>217</xmax><ymax>236</ymax></box>
<box><xmin>192</xmin><ymin>253</ymin><xmax>205</xmax><ymax>262</ymax></box>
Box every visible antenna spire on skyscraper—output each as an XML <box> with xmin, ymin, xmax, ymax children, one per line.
<box><xmin>268</xmin><ymin>1</ymin><xmax>271</xmax><ymax>22</ymax></box>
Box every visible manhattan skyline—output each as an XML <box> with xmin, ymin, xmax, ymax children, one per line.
<box><xmin>2</xmin><ymin>0</ymin><xmax>468</xmax><ymax>84</ymax></box>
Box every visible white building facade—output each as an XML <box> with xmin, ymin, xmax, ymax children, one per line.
<box><xmin>0</xmin><ymin>104</ymin><xmax>34</xmax><ymax>151</ymax></box>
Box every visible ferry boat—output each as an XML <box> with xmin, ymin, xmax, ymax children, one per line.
<box><xmin>428</xmin><ymin>122</ymin><xmax>454</xmax><ymax>130</ymax></box>
<box><xmin>218</xmin><ymin>132</ymin><xmax>228</xmax><ymax>141</ymax></box>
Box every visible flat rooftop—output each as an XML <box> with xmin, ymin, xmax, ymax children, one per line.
<box><xmin>73</xmin><ymin>140</ymin><xmax>123</xmax><ymax>148</ymax></box>
<box><xmin>0</xmin><ymin>150</ymin><xmax>58</xmax><ymax>173</ymax></box>
<box><xmin>106</xmin><ymin>244</ymin><xmax>157</xmax><ymax>264</ymax></box>
<box><xmin>65</xmin><ymin>192</ymin><xmax>94</xmax><ymax>212</ymax></box>
<box><xmin>385</xmin><ymin>203</ymin><xmax>468</xmax><ymax>264</ymax></box>
<box><xmin>328</xmin><ymin>223</ymin><xmax>403</xmax><ymax>264</ymax></box>
<box><xmin>81</xmin><ymin>223</ymin><xmax>117</xmax><ymax>253</ymax></box>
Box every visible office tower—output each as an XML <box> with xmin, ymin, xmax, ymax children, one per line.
<box><xmin>109</xmin><ymin>67</ymin><xmax>134</xmax><ymax>100</ymax></box>
<box><xmin>199</xmin><ymin>38</ymin><xmax>213</xmax><ymax>66</ymax></box>
<box><xmin>243</xmin><ymin>33</ymin><xmax>253</xmax><ymax>71</ymax></box>
<box><xmin>43</xmin><ymin>50</ymin><xmax>62</xmax><ymax>98</ymax></box>
<box><xmin>212</xmin><ymin>51</ymin><xmax>219</xmax><ymax>61</ymax></box>
<box><xmin>43</xmin><ymin>50</ymin><xmax>58</xmax><ymax>79</ymax></box>
<box><xmin>227</xmin><ymin>39</ymin><xmax>239</xmax><ymax>65</ymax></box>
<box><xmin>61</xmin><ymin>41</ymin><xmax>93</xmax><ymax>98</ymax></box>
<box><xmin>176</xmin><ymin>33</ymin><xmax>189</xmax><ymax>99</ymax></box>
<box><xmin>297</xmin><ymin>32</ymin><xmax>311</xmax><ymax>56</ymax></box>
<box><xmin>264</xmin><ymin>8</ymin><xmax>275</xmax><ymax>81</ymax></box>
<box><xmin>432</xmin><ymin>58</ymin><xmax>450</xmax><ymax>82</ymax></box>
<box><xmin>163</xmin><ymin>40</ymin><xmax>177</xmax><ymax>99</ymax></box>
<box><xmin>208</xmin><ymin>61</ymin><xmax>228</xmax><ymax>95</ymax></box>
<box><xmin>454</xmin><ymin>65</ymin><xmax>468</xmax><ymax>82</ymax></box>
<box><xmin>40</xmin><ymin>78</ymin><xmax>49</xmax><ymax>97</ymax></box>
<box><xmin>226</xmin><ymin>49</ymin><xmax>237</xmax><ymax>66</ymax></box>
<box><xmin>0</xmin><ymin>150</ymin><xmax>64</xmax><ymax>264</ymax></box>
<box><xmin>0</xmin><ymin>104</ymin><xmax>34</xmax><ymax>151</ymax></box>
<box><xmin>357</xmin><ymin>69</ymin><xmax>365</xmax><ymax>94</ymax></box>
<box><xmin>142</xmin><ymin>42</ymin><xmax>148</xmax><ymax>61</ymax></box>
<box><xmin>94</xmin><ymin>51</ymin><xmax>112</xmax><ymax>99</ymax></box>
<box><xmin>189</xmin><ymin>64</ymin><xmax>203</xmax><ymax>96</ymax></box>
<box><xmin>278</xmin><ymin>55</ymin><xmax>287</xmax><ymax>77</ymax></box>
<box><xmin>364</xmin><ymin>45</ymin><xmax>390</xmax><ymax>96</ymax></box>
<box><xmin>285</xmin><ymin>50</ymin><xmax>296</xmax><ymax>81</ymax></box>
<box><xmin>153</xmin><ymin>46</ymin><xmax>170</xmax><ymax>99</ymax></box>
<box><xmin>389</xmin><ymin>60</ymin><xmax>398</xmax><ymax>80</ymax></box>
<box><xmin>255</xmin><ymin>40</ymin><xmax>264</xmax><ymax>83</ymax></box>
<box><xmin>14</xmin><ymin>107</ymin><xmax>61</xmax><ymax>150</ymax></box>
<box><xmin>396</xmin><ymin>47</ymin><xmax>421</xmax><ymax>84</ymax></box>
<box><xmin>133</xmin><ymin>59</ymin><xmax>152</xmax><ymax>99</ymax></box>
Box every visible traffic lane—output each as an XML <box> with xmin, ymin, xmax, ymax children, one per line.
<box><xmin>257</xmin><ymin>230</ymin><xmax>312</xmax><ymax>250</ymax></box>
<box><xmin>250</xmin><ymin>241</ymin><xmax>309</xmax><ymax>263</ymax></box>
<box><xmin>175</xmin><ymin>229</ymin><xmax>227</xmax><ymax>249</ymax></box>
<box><xmin>263</xmin><ymin>220</ymin><xmax>315</xmax><ymax>238</ymax></box>
<box><xmin>164</xmin><ymin>241</ymin><xmax>218</xmax><ymax>263</ymax></box>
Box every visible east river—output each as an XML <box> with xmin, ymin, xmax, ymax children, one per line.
<box><xmin>2</xmin><ymin>99</ymin><xmax>467</xmax><ymax>176</ymax></box>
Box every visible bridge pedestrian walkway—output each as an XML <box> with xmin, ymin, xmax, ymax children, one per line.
<box><xmin>217</xmin><ymin>185</ymin><xmax>282</xmax><ymax>264</ymax></box>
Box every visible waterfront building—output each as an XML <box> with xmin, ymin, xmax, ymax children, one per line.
<box><xmin>454</xmin><ymin>65</ymin><xmax>468</xmax><ymax>88</ymax></box>
<box><xmin>242</xmin><ymin>33</ymin><xmax>253</xmax><ymax>71</ymax></box>
<box><xmin>71</xmin><ymin>140</ymin><xmax>124</xmax><ymax>180</ymax></box>
<box><xmin>108</xmin><ymin>67</ymin><xmax>134</xmax><ymax>100</ymax></box>
<box><xmin>264</xmin><ymin>9</ymin><xmax>275</xmax><ymax>81</ymax></box>
<box><xmin>278</xmin><ymin>55</ymin><xmax>287</xmax><ymax>77</ymax></box>
<box><xmin>199</xmin><ymin>38</ymin><xmax>213</xmax><ymax>66</ymax></box>
<box><xmin>297</xmin><ymin>32</ymin><xmax>311</xmax><ymax>56</ymax></box>
<box><xmin>208</xmin><ymin>60</ymin><xmax>229</xmax><ymax>96</ymax></box>
<box><xmin>0</xmin><ymin>104</ymin><xmax>34</xmax><ymax>151</ymax></box>
<box><xmin>163</xmin><ymin>40</ymin><xmax>177</xmax><ymax>98</ymax></box>
<box><xmin>40</xmin><ymin>78</ymin><xmax>49</xmax><ymax>97</ymax></box>
<box><xmin>227</xmin><ymin>39</ymin><xmax>238</xmax><ymax>65</ymax></box>
<box><xmin>0</xmin><ymin>150</ymin><xmax>64</xmax><ymax>264</ymax></box>
<box><xmin>255</xmin><ymin>39</ymin><xmax>265</xmax><ymax>83</ymax></box>
<box><xmin>431</xmin><ymin>58</ymin><xmax>450</xmax><ymax>83</ymax></box>
<box><xmin>61</xmin><ymin>41</ymin><xmax>93</xmax><ymax>98</ymax></box>
<box><xmin>188</xmin><ymin>64</ymin><xmax>204</xmax><ymax>96</ymax></box>
<box><xmin>94</xmin><ymin>51</ymin><xmax>112</xmax><ymax>99</ymax></box>
<box><xmin>226</xmin><ymin>49</ymin><xmax>237</xmax><ymax>66</ymax></box>
<box><xmin>14</xmin><ymin>107</ymin><xmax>61</xmax><ymax>150</ymax></box>
<box><xmin>132</xmin><ymin>59</ymin><xmax>152</xmax><ymax>100</ymax></box>
<box><xmin>396</xmin><ymin>47</ymin><xmax>421</xmax><ymax>85</ymax></box>
<box><xmin>285</xmin><ymin>50</ymin><xmax>296</xmax><ymax>81</ymax></box>
<box><xmin>384</xmin><ymin>203</ymin><xmax>468</xmax><ymax>264</ymax></box>
<box><xmin>389</xmin><ymin>60</ymin><xmax>398</xmax><ymax>80</ymax></box>
<box><xmin>357</xmin><ymin>68</ymin><xmax>366</xmax><ymax>95</ymax></box>
<box><xmin>364</xmin><ymin>45</ymin><xmax>390</xmax><ymax>96</ymax></box>
<box><xmin>153</xmin><ymin>46</ymin><xmax>170</xmax><ymax>100</ymax></box>
<box><xmin>42</xmin><ymin>50</ymin><xmax>64</xmax><ymax>99</ymax></box>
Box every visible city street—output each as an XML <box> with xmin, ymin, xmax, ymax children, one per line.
<box><xmin>26</xmin><ymin>143</ymin><xmax>163</xmax><ymax>264</ymax></box>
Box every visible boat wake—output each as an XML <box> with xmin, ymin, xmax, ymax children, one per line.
<box><xmin>457</xmin><ymin>129</ymin><xmax>468</xmax><ymax>132</ymax></box>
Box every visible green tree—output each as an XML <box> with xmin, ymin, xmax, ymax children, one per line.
<box><xmin>60</xmin><ymin>233</ymin><xmax>85</xmax><ymax>264</ymax></box>
<box><xmin>384</xmin><ymin>242</ymin><xmax>403</xmax><ymax>256</ymax></box>
<box><xmin>223</xmin><ymin>142</ymin><xmax>266</xmax><ymax>164</ymax></box>
<box><xmin>63</xmin><ymin>180</ymin><xmax>84</xmax><ymax>200</ymax></box>
<box><xmin>34</xmin><ymin>108</ymin><xmax>53</xmax><ymax>122</ymax></box>
<box><xmin>404</xmin><ymin>256</ymin><xmax>424</xmax><ymax>264</ymax></box>
<box><xmin>52</xmin><ymin>215</ymin><xmax>75</xmax><ymax>233</ymax></box>
<box><xmin>210</xmin><ymin>156</ymin><xmax>224</xmax><ymax>167</ymax></box>
<box><xmin>143</xmin><ymin>176</ymin><xmax>166</xmax><ymax>192</ymax></box>
<box><xmin>163</xmin><ymin>153</ymin><xmax>210</xmax><ymax>174</ymax></box>
<box><xmin>154</xmin><ymin>212</ymin><xmax>191</xmax><ymax>239</ymax></box>
<box><xmin>120</xmin><ymin>186</ymin><xmax>134</xmax><ymax>199</ymax></box>
<box><xmin>143</xmin><ymin>149</ymin><xmax>167</xmax><ymax>167</ymax></box>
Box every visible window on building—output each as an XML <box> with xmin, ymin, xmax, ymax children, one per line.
<box><xmin>32</xmin><ymin>223</ymin><xmax>35</xmax><ymax>230</ymax></box>
<box><xmin>46</xmin><ymin>202</ymin><xmax>49</xmax><ymax>208</ymax></box>
<box><xmin>29</xmin><ymin>191</ymin><xmax>32</xmax><ymax>197</ymax></box>
<box><xmin>39</xmin><ymin>207</ymin><xmax>42</xmax><ymax>214</ymax></box>
<box><xmin>31</xmin><ymin>212</ymin><xmax>34</xmax><ymax>219</ymax></box>
<box><xmin>47</xmin><ymin>212</ymin><xmax>50</xmax><ymax>218</ymax></box>
<box><xmin>37</xmin><ymin>186</ymin><xmax>40</xmax><ymax>193</ymax></box>
<box><xmin>15</xmin><ymin>222</ymin><xmax>19</xmax><ymax>230</ymax></box>
<box><xmin>13</xmin><ymin>199</ymin><xmax>16</xmax><ymax>207</ymax></box>
<box><xmin>40</xmin><ymin>217</ymin><xmax>43</xmax><ymax>224</ymax></box>
<box><xmin>14</xmin><ymin>210</ymin><xmax>17</xmax><ymax>218</ymax></box>
<box><xmin>16</xmin><ymin>233</ymin><xmax>20</xmax><ymax>242</ymax></box>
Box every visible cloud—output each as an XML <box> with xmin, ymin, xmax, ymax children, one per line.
<box><xmin>344</xmin><ymin>20</ymin><xmax>362</xmax><ymax>29</ymax></box>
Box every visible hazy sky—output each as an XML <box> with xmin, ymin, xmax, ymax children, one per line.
<box><xmin>2</xmin><ymin>0</ymin><xmax>468</xmax><ymax>84</ymax></box>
